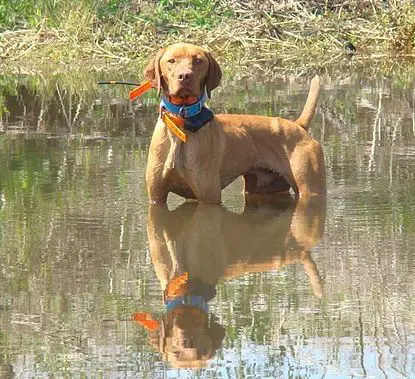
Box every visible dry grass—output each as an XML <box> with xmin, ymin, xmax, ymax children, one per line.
<box><xmin>1</xmin><ymin>0</ymin><xmax>415</xmax><ymax>75</ymax></box>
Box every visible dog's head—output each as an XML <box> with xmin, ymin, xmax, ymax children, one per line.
<box><xmin>134</xmin><ymin>310</ymin><xmax>225</xmax><ymax>368</ymax></box>
<box><xmin>144</xmin><ymin>43</ymin><xmax>222</xmax><ymax>100</ymax></box>
<box><xmin>133</xmin><ymin>273</ymin><xmax>225</xmax><ymax>368</ymax></box>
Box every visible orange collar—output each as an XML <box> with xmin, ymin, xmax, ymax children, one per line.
<box><xmin>168</xmin><ymin>95</ymin><xmax>198</xmax><ymax>105</ymax></box>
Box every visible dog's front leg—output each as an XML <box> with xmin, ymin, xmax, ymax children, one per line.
<box><xmin>196</xmin><ymin>175</ymin><xmax>222</xmax><ymax>204</ymax></box>
<box><xmin>180</xmin><ymin>125</ymin><xmax>224</xmax><ymax>204</ymax></box>
<box><xmin>146</xmin><ymin>170</ymin><xmax>169</xmax><ymax>204</ymax></box>
<box><xmin>184</xmin><ymin>170</ymin><xmax>222</xmax><ymax>204</ymax></box>
<box><xmin>146</xmin><ymin>121</ymin><xmax>170</xmax><ymax>204</ymax></box>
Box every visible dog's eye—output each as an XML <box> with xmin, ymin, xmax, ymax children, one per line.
<box><xmin>194</xmin><ymin>58</ymin><xmax>202</xmax><ymax>64</ymax></box>
<box><xmin>167</xmin><ymin>58</ymin><xmax>176</xmax><ymax>64</ymax></box>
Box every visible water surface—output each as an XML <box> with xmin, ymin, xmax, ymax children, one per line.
<box><xmin>0</xmin><ymin>71</ymin><xmax>414</xmax><ymax>378</ymax></box>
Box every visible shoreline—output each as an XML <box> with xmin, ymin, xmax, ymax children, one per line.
<box><xmin>1</xmin><ymin>1</ymin><xmax>415</xmax><ymax>77</ymax></box>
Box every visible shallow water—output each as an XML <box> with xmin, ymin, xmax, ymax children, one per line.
<box><xmin>0</xmin><ymin>71</ymin><xmax>414</xmax><ymax>378</ymax></box>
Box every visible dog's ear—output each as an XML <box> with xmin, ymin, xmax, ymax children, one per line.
<box><xmin>204</xmin><ymin>52</ymin><xmax>222</xmax><ymax>98</ymax></box>
<box><xmin>143</xmin><ymin>48</ymin><xmax>165</xmax><ymax>96</ymax></box>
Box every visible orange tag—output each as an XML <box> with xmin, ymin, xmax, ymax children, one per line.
<box><xmin>132</xmin><ymin>312</ymin><xmax>159</xmax><ymax>330</ymax></box>
<box><xmin>165</xmin><ymin>272</ymin><xmax>189</xmax><ymax>299</ymax></box>
<box><xmin>129</xmin><ymin>80</ymin><xmax>153</xmax><ymax>101</ymax></box>
<box><xmin>162</xmin><ymin>112</ymin><xmax>187</xmax><ymax>143</ymax></box>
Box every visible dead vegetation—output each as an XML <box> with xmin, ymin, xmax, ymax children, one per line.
<box><xmin>1</xmin><ymin>1</ymin><xmax>415</xmax><ymax>75</ymax></box>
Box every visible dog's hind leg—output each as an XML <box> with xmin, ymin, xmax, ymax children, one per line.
<box><xmin>289</xmin><ymin>140</ymin><xmax>326</xmax><ymax>197</ymax></box>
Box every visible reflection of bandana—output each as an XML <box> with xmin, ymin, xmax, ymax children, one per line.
<box><xmin>163</xmin><ymin>273</ymin><xmax>216</xmax><ymax>314</ymax></box>
<box><xmin>165</xmin><ymin>295</ymin><xmax>208</xmax><ymax>314</ymax></box>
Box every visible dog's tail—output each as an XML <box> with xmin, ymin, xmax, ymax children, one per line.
<box><xmin>295</xmin><ymin>75</ymin><xmax>321</xmax><ymax>131</ymax></box>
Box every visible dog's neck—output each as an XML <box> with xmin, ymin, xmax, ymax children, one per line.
<box><xmin>163</xmin><ymin>273</ymin><xmax>214</xmax><ymax>314</ymax></box>
<box><xmin>159</xmin><ymin>93</ymin><xmax>213</xmax><ymax>141</ymax></box>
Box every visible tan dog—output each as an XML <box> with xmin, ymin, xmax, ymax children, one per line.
<box><xmin>144</xmin><ymin>43</ymin><xmax>326</xmax><ymax>204</ymax></box>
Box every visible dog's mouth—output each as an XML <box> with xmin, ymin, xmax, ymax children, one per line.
<box><xmin>170</xmin><ymin>87</ymin><xmax>195</xmax><ymax>99</ymax></box>
<box><xmin>167</xmin><ymin>81</ymin><xmax>201</xmax><ymax>101</ymax></box>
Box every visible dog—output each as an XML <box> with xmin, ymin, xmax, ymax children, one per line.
<box><xmin>133</xmin><ymin>197</ymin><xmax>325</xmax><ymax>367</ymax></box>
<box><xmin>144</xmin><ymin>43</ymin><xmax>326</xmax><ymax>204</ymax></box>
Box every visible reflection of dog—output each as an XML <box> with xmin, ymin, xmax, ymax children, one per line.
<box><xmin>144</xmin><ymin>43</ymin><xmax>326</xmax><ymax>204</ymax></box>
<box><xmin>134</xmin><ymin>197</ymin><xmax>326</xmax><ymax>368</ymax></box>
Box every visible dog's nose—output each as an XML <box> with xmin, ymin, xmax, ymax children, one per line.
<box><xmin>177</xmin><ymin>70</ymin><xmax>194</xmax><ymax>82</ymax></box>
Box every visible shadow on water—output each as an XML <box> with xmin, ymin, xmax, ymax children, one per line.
<box><xmin>0</xmin><ymin>70</ymin><xmax>415</xmax><ymax>377</ymax></box>
<box><xmin>135</xmin><ymin>198</ymin><xmax>325</xmax><ymax>368</ymax></box>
